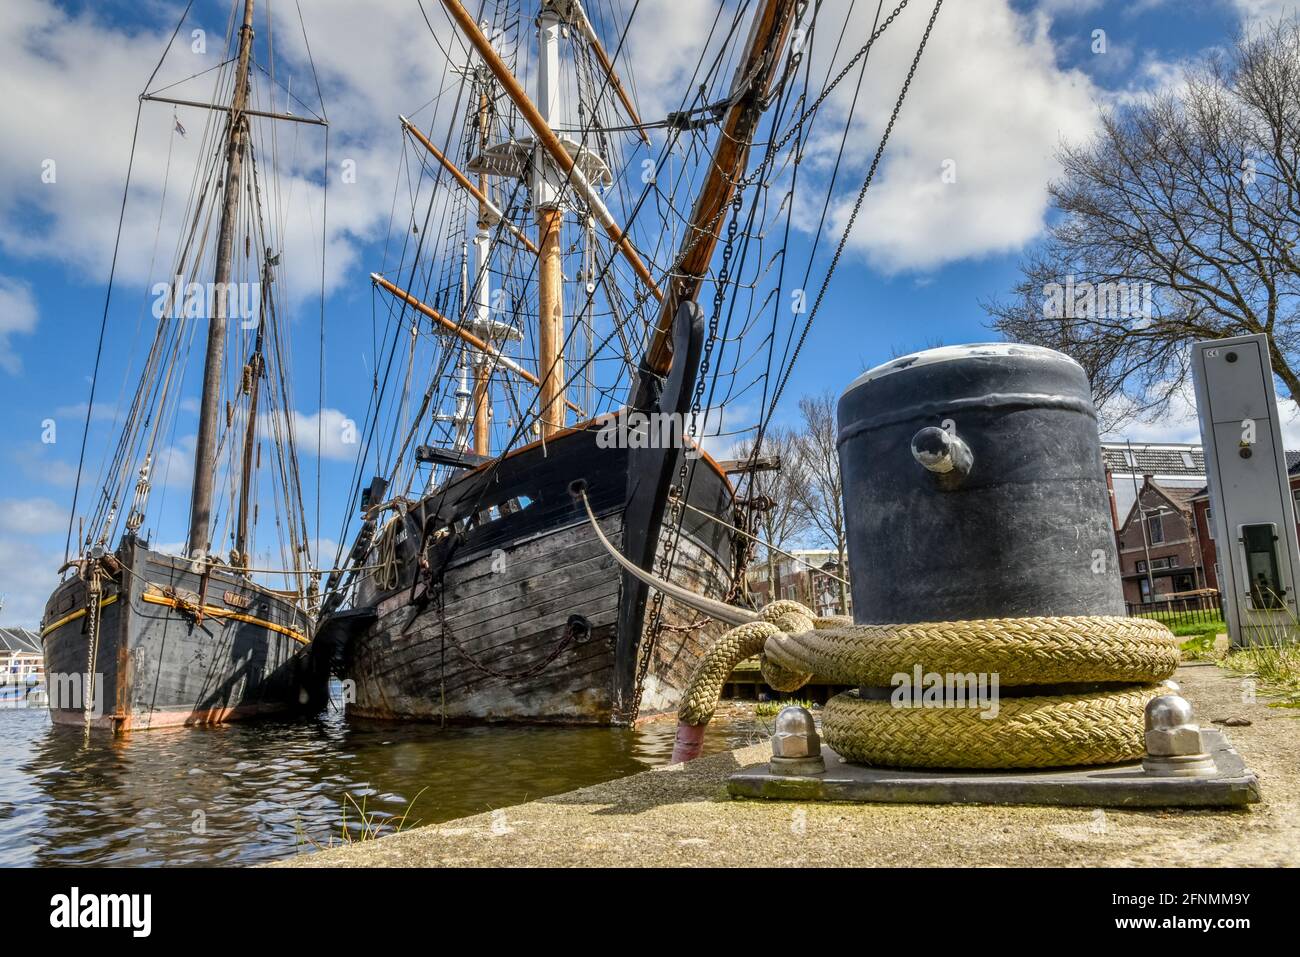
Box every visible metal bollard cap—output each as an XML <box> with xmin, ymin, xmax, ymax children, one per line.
<box><xmin>1145</xmin><ymin>693</ymin><xmax>1195</xmax><ymax>732</ymax></box>
<box><xmin>772</xmin><ymin>705</ymin><xmax>820</xmax><ymax>757</ymax></box>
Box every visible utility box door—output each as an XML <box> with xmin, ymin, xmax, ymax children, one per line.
<box><xmin>1192</xmin><ymin>334</ymin><xmax>1300</xmax><ymax>646</ymax></box>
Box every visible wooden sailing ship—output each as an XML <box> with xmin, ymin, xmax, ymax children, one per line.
<box><xmin>313</xmin><ymin>0</ymin><xmax>789</xmax><ymax>725</ymax></box>
<box><xmin>41</xmin><ymin>0</ymin><xmax>329</xmax><ymax>732</ymax></box>
<box><xmin>315</xmin><ymin>0</ymin><xmax>942</xmax><ymax>725</ymax></box>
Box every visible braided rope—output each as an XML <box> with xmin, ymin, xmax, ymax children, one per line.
<box><xmin>823</xmin><ymin>686</ymin><xmax>1158</xmax><ymax>769</ymax></box>
<box><xmin>678</xmin><ymin>601</ymin><xmax>1179</xmax><ymax>768</ymax></box>
<box><xmin>763</xmin><ymin>615</ymin><xmax>1180</xmax><ymax>687</ymax></box>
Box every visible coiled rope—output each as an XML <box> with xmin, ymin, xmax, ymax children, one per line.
<box><xmin>677</xmin><ymin>600</ymin><xmax>1179</xmax><ymax>769</ymax></box>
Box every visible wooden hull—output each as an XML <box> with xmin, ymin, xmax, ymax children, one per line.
<box><xmin>40</xmin><ymin>540</ymin><xmax>318</xmax><ymax>732</ymax></box>
<box><xmin>341</xmin><ymin>428</ymin><xmax>736</xmax><ymax>725</ymax></box>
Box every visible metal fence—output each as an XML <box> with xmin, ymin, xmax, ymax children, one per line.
<box><xmin>1125</xmin><ymin>593</ymin><xmax>1224</xmax><ymax>628</ymax></box>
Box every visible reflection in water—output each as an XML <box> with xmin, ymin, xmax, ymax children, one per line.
<box><xmin>0</xmin><ymin>699</ymin><xmax>761</xmax><ymax>867</ymax></box>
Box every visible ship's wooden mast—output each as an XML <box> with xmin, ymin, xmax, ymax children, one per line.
<box><xmin>187</xmin><ymin>0</ymin><xmax>256</xmax><ymax>558</ymax></box>
<box><xmin>472</xmin><ymin>82</ymin><xmax>493</xmax><ymax>456</ymax></box>
<box><xmin>534</xmin><ymin>8</ymin><xmax>566</xmax><ymax>438</ymax></box>
<box><xmin>438</xmin><ymin>0</ymin><xmax>662</xmax><ymax>304</ymax></box>
<box><xmin>370</xmin><ymin>273</ymin><xmax>582</xmax><ymax>414</ymax></box>
<box><xmin>399</xmin><ymin>116</ymin><xmax>539</xmax><ymax>255</ymax></box>
<box><xmin>233</xmin><ymin>284</ymin><xmax>266</xmax><ymax>569</ymax></box>
<box><xmin>550</xmin><ymin>0</ymin><xmax>650</xmax><ymax>146</ymax></box>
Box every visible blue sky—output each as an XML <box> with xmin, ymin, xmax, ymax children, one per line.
<box><xmin>0</xmin><ymin>0</ymin><xmax>1292</xmax><ymax>626</ymax></box>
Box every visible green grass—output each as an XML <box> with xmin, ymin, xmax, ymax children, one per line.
<box><xmin>295</xmin><ymin>788</ymin><xmax>428</xmax><ymax>851</ymax></box>
<box><xmin>1167</xmin><ymin>617</ymin><xmax>1227</xmax><ymax>638</ymax></box>
<box><xmin>754</xmin><ymin>698</ymin><xmax>816</xmax><ymax>717</ymax></box>
<box><xmin>1163</xmin><ymin>607</ymin><xmax>1300</xmax><ymax>707</ymax></box>
<box><xmin>1221</xmin><ymin>640</ymin><xmax>1300</xmax><ymax>707</ymax></box>
<box><xmin>1179</xmin><ymin>631</ymin><xmax>1220</xmax><ymax>661</ymax></box>
<box><xmin>1137</xmin><ymin>609</ymin><xmax>1225</xmax><ymax>632</ymax></box>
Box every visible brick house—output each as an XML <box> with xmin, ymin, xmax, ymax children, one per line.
<box><xmin>1102</xmin><ymin>443</ymin><xmax>1205</xmax><ymax>532</ymax></box>
<box><xmin>1116</xmin><ymin>477</ymin><xmax>1207</xmax><ymax>604</ymax></box>
<box><xmin>1190</xmin><ymin>452</ymin><xmax>1300</xmax><ymax>593</ymax></box>
<box><xmin>747</xmin><ymin>549</ymin><xmax>851</xmax><ymax>618</ymax></box>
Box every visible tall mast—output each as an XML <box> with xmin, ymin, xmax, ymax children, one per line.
<box><xmin>233</xmin><ymin>274</ymin><xmax>266</xmax><ymax>569</ymax></box>
<box><xmin>472</xmin><ymin>75</ymin><xmax>493</xmax><ymax>456</ymax></box>
<box><xmin>187</xmin><ymin>0</ymin><xmax>256</xmax><ymax>558</ymax></box>
<box><xmin>454</xmin><ymin>242</ymin><xmax>472</xmax><ymax>451</ymax></box>
<box><xmin>535</xmin><ymin>7</ymin><xmax>566</xmax><ymax>438</ymax></box>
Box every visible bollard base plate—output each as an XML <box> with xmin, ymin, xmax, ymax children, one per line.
<box><xmin>726</xmin><ymin>729</ymin><xmax>1260</xmax><ymax>808</ymax></box>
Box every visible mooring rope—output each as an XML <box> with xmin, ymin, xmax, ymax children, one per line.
<box><xmin>676</xmin><ymin>600</ymin><xmax>1179</xmax><ymax>769</ymax></box>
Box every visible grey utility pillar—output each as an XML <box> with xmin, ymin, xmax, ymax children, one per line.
<box><xmin>1191</xmin><ymin>333</ymin><xmax>1300</xmax><ymax>646</ymax></box>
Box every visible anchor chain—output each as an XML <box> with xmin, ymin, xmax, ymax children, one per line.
<box><xmin>631</xmin><ymin>1</ymin><xmax>814</xmax><ymax>716</ymax></box>
<box><xmin>635</xmin><ymin>183</ymin><xmax>747</xmax><ymax>720</ymax></box>
<box><xmin>82</xmin><ymin>561</ymin><xmax>105</xmax><ymax>738</ymax></box>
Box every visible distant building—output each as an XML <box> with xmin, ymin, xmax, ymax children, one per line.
<box><xmin>1102</xmin><ymin>443</ymin><xmax>1206</xmax><ymax>532</ymax></box>
<box><xmin>747</xmin><ymin>549</ymin><xmax>850</xmax><ymax>618</ymax></box>
<box><xmin>0</xmin><ymin>627</ymin><xmax>44</xmax><ymax>704</ymax></box>
<box><xmin>1190</xmin><ymin>455</ymin><xmax>1300</xmax><ymax>594</ymax></box>
<box><xmin>1115</xmin><ymin>477</ymin><xmax>1208</xmax><ymax>604</ymax></box>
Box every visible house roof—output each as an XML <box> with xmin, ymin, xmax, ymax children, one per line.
<box><xmin>1102</xmin><ymin>443</ymin><xmax>1205</xmax><ymax>477</ymax></box>
<box><xmin>0</xmin><ymin>627</ymin><xmax>41</xmax><ymax>654</ymax></box>
<box><xmin>1118</xmin><ymin>478</ymin><xmax>1199</xmax><ymax>533</ymax></box>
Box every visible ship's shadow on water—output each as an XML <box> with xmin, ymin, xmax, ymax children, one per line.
<box><xmin>0</xmin><ymin>702</ymin><xmax>758</xmax><ymax>867</ymax></box>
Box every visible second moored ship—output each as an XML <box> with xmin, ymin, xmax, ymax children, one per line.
<box><xmin>40</xmin><ymin>0</ymin><xmax>329</xmax><ymax>732</ymax></box>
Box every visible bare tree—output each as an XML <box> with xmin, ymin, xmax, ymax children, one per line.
<box><xmin>984</xmin><ymin>18</ymin><xmax>1300</xmax><ymax>429</ymax></box>
<box><xmin>792</xmin><ymin>391</ymin><xmax>849</xmax><ymax>614</ymax></box>
<box><xmin>733</xmin><ymin>426</ymin><xmax>811</xmax><ymax>602</ymax></box>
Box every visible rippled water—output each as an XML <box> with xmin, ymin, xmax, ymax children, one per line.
<box><xmin>0</xmin><ymin>697</ymin><xmax>761</xmax><ymax>867</ymax></box>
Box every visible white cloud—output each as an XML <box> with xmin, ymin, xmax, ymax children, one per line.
<box><xmin>151</xmin><ymin>438</ymin><xmax>197</xmax><ymax>490</ymax></box>
<box><xmin>620</xmin><ymin>0</ymin><xmax>729</xmax><ymax>124</ymax></box>
<box><xmin>0</xmin><ymin>533</ymin><xmax>63</xmax><ymax>628</ymax></box>
<box><xmin>1231</xmin><ymin>0</ymin><xmax>1300</xmax><ymax>23</ymax></box>
<box><xmin>799</xmin><ymin>0</ymin><xmax>1102</xmax><ymax>273</ymax></box>
<box><xmin>11</xmin><ymin>442</ymin><xmax>78</xmax><ymax>488</ymax></box>
<box><xmin>0</xmin><ymin>0</ymin><xmax>456</xmax><ymax>303</ymax></box>
<box><xmin>1035</xmin><ymin>0</ymin><xmax>1107</xmax><ymax>12</ymax></box>
<box><xmin>286</xmin><ymin>407</ymin><xmax>360</xmax><ymax>461</ymax></box>
<box><xmin>0</xmin><ymin>276</ymin><xmax>38</xmax><ymax>373</ymax></box>
<box><xmin>1100</xmin><ymin>387</ymin><xmax>1203</xmax><ymax>445</ymax></box>
<box><xmin>1102</xmin><ymin>386</ymin><xmax>1300</xmax><ymax>451</ymax></box>
<box><xmin>0</xmin><ymin>497</ymin><xmax>65</xmax><ymax>536</ymax></box>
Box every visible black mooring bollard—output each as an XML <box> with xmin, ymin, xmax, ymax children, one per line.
<box><xmin>837</xmin><ymin>343</ymin><xmax>1125</xmax><ymax>624</ymax></box>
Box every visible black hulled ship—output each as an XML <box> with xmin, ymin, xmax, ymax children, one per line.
<box><xmin>314</xmin><ymin>0</ymin><xmax>805</xmax><ymax>724</ymax></box>
<box><xmin>41</xmin><ymin>0</ymin><xmax>329</xmax><ymax>731</ymax></box>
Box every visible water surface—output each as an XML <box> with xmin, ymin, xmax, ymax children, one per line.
<box><xmin>0</xmin><ymin>699</ymin><xmax>760</xmax><ymax>867</ymax></box>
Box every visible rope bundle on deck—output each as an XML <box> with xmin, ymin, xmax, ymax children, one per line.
<box><xmin>678</xmin><ymin>600</ymin><xmax>1180</xmax><ymax>769</ymax></box>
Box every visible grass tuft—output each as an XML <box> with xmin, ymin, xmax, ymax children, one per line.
<box><xmin>295</xmin><ymin>787</ymin><xmax>429</xmax><ymax>852</ymax></box>
<box><xmin>754</xmin><ymin>698</ymin><xmax>816</xmax><ymax>717</ymax></box>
